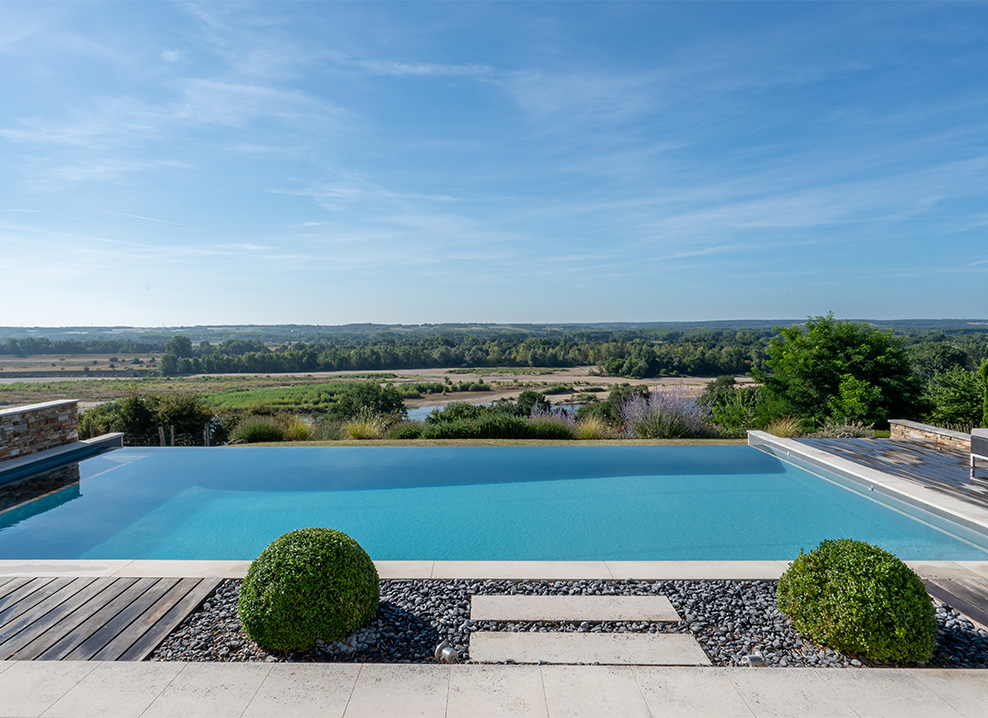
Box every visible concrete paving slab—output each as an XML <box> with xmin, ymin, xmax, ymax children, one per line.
<box><xmin>955</xmin><ymin>562</ymin><xmax>988</xmax><ymax>581</ymax></box>
<box><xmin>447</xmin><ymin>665</ymin><xmax>548</xmax><ymax>718</ymax></box>
<box><xmin>41</xmin><ymin>661</ymin><xmax>186</xmax><ymax>718</ymax></box>
<box><xmin>241</xmin><ymin>664</ymin><xmax>359</xmax><ymax>718</ymax></box>
<box><xmin>115</xmin><ymin>561</ymin><xmax>250</xmax><ymax>578</ymax></box>
<box><xmin>904</xmin><ymin>562</ymin><xmax>982</xmax><ymax>580</ymax></box>
<box><xmin>818</xmin><ymin>668</ymin><xmax>964</xmax><ymax>718</ymax></box>
<box><xmin>606</xmin><ymin>560</ymin><xmax>788</xmax><ymax>580</ymax></box>
<box><xmin>727</xmin><ymin>668</ymin><xmax>857</xmax><ymax>717</ymax></box>
<box><xmin>540</xmin><ymin>665</ymin><xmax>650</xmax><ymax>718</ymax></box>
<box><xmin>374</xmin><ymin>561</ymin><xmax>434</xmax><ymax>579</ymax></box>
<box><xmin>470</xmin><ymin>594</ymin><xmax>679</xmax><ymax>622</ymax></box>
<box><xmin>343</xmin><ymin>664</ymin><xmax>450</xmax><ymax>717</ymax></box>
<box><xmin>470</xmin><ymin>632</ymin><xmax>710</xmax><ymax>665</ymax></box>
<box><xmin>906</xmin><ymin>668</ymin><xmax>988</xmax><ymax>718</ymax></box>
<box><xmin>432</xmin><ymin>561</ymin><xmax>612</xmax><ymax>580</ymax></box>
<box><xmin>140</xmin><ymin>663</ymin><xmax>272</xmax><ymax>718</ymax></box>
<box><xmin>633</xmin><ymin>666</ymin><xmax>755</xmax><ymax>717</ymax></box>
<box><xmin>0</xmin><ymin>560</ymin><xmax>134</xmax><ymax>577</ymax></box>
<box><xmin>0</xmin><ymin>660</ymin><xmax>98</xmax><ymax>717</ymax></box>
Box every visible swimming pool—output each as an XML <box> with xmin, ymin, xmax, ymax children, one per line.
<box><xmin>2</xmin><ymin>446</ymin><xmax>987</xmax><ymax>561</ymax></box>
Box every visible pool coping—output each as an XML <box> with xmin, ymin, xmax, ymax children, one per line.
<box><xmin>2</xmin><ymin>558</ymin><xmax>987</xmax><ymax>582</ymax></box>
<box><xmin>0</xmin><ymin>432</ymin><xmax>124</xmax><ymax>486</ymax></box>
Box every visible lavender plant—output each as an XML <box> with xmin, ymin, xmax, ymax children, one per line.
<box><xmin>618</xmin><ymin>387</ymin><xmax>714</xmax><ymax>439</ymax></box>
<box><xmin>528</xmin><ymin>406</ymin><xmax>577</xmax><ymax>440</ymax></box>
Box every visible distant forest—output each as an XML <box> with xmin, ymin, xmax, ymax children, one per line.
<box><xmin>2</xmin><ymin>321</ymin><xmax>987</xmax><ymax>380</ymax></box>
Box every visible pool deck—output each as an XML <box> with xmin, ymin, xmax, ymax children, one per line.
<box><xmin>2</xmin><ymin>660</ymin><xmax>987</xmax><ymax>718</ymax></box>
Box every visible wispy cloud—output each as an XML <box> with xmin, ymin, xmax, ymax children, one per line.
<box><xmin>103</xmin><ymin>211</ymin><xmax>181</xmax><ymax>226</ymax></box>
<box><xmin>356</xmin><ymin>59</ymin><xmax>494</xmax><ymax>78</ymax></box>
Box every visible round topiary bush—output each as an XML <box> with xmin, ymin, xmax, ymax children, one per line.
<box><xmin>237</xmin><ymin>528</ymin><xmax>379</xmax><ymax>652</ymax></box>
<box><xmin>777</xmin><ymin>539</ymin><xmax>936</xmax><ymax>663</ymax></box>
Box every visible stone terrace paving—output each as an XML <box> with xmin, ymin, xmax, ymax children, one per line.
<box><xmin>1</xmin><ymin>559</ymin><xmax>988</xmax><ymax>717</ymax></box>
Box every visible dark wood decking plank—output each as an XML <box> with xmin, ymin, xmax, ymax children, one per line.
<box><xmin>944</xmin><ymin>578</ymin><xmax>988</xmax><ymax>615</ymax></box>
<box><xmin>117</xmin><ymin>577</ymin><xmax>220</xmax><ymax>662</ymax></box>
<box><xmin>0</xmin><ymin>577</ymin><xmax>56</xmax><ymax>611</ymax></box>
<box><xmin>0</xmin><ymin>577</ymin><xmax>94</xmax><ymax>652</ymax></box>
<box><xmin>798</xmin><ymin>438</ymin><xmax>988</xmax><ymax>511</ymax></box>
<box><xmin>6</xmin><ymin>578</ymin><xmax>138</xmax><ymax>661</ymax></box>
<box><xmin>0</xmin><ymin>577</ymin><xmax>76</xmax><ymax>628</ymax></box>
<box><xmin>925</xmin><ymin>579</ymin><xmax>988</xmax><ymax>630</ymax></box>
<box><xmin>33</xmin><ymin>578</ymin><xmax>156</xmax><ymax>661</ymax></box>
<box><xmin>100</xmin><ymin>577</ymin><xmax>219</xmax><ymax>662</ymax></box>
<box><xmin>0</xmin><ymin>578</ymin><xmax>118</xmax><ymax>659</ymax></box>
<box><xmin>64</xmin><ymin>578</ymin><xmax>180</xmax><ymax>661</ymax></box>
<box><xmin>0</xmin><ymin>577</ymin><xmax>34</xmax><ymax>603</ymax></box>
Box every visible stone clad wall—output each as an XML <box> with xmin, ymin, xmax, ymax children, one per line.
<box><xmin>0</xmin><ymin>400</ymin><xmax>79</xmax><ymax>463</ymax></box>
<box><xmin>888</xmin><ymin>419</ymin><xmax>970</xmax><ymax>451</ymax></box>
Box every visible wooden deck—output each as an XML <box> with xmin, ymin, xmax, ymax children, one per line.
<box><xmin>0</xmin><ymin>575</ymin><xmax>219</xmax><ymax>661</ymax></box>
<box><xmin>796</xmin><ymin>438</ymin><xmax>988</xmax><ymax>510</ymax></box>
<box><xmin>925</xmin><ymin>577</ymin><xmax>988</xmax><ymax>630</ymax></box>
<box><xmin>799</xmin><ymin>437</ymin><xmax>988</xmax><ymax>628</ymax></box>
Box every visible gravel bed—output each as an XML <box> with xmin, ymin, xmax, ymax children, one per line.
<box><xmin>149</xmin><ymin>579</ymin><xmax>988</xmax><ymax>668</ymax></box>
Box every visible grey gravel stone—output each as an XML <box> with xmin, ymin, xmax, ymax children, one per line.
<box><xmin>147</xmin><ymin>579</ymin><xmax>988</xmax><ymax>668</ymax></box>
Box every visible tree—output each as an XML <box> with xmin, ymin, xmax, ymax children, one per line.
<box><xmin>329</xmin><ymin>383</ymin><xmax>406</xmax><ymax>421</ymax></box>
<box><xmin>981</xmin><ymin>359</ymin><xmax>988</xmax><ymax>427</ymax></box>
<box><xmin>908</xmin><ymin>342</ymin><xmax>970</xmax><ymax>385</ymax></box>
<box><xmin>922</xmin><ymin>367</ymin><xmax>984</xmax><ymax>429</ymax></box>
<box><xmin>751</xmin><ymin>314</ymin><xmax>921</xmax><ymax>428</ymax></box>
<box><xmin>516</xmin><ymin>390</ymin><xmax>550</xmax><ymax>416</ymax></box>
<box><xmin>165</xmin><ymin>335</ymin><xmax>194</xmax><ymax>358</ymax></box>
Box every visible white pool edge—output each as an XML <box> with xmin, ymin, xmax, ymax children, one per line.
<box><xmin>2</xmin><ymin>558</ymin><xmax>988</xmax><ymax>583</ymax></box>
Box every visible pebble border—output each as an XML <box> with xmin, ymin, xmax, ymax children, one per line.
<box><xmin>149</xmin><ymin>579</ymin><xmax>988</xmax><ymax>668</ymax></box>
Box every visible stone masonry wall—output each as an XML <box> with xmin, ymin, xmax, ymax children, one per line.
<box><xmin>0</xmin><ymin>400</ymin><xmax>79</xmax><ymax>463</ymax></box>
<box><xmin>889</xmin><ymin>419</ymin><xmax>970</xmax><ymax>451</ymax></box>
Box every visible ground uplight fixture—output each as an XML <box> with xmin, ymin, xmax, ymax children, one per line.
<box><xmin>434</xmin><ymin>641</ymin><xmax>458</xmax><ymax>664</ymax></box>
<box><xmin>744</xmin><ymin>652</ymin><xmax>767</xmax><ymax>667</ymax></box>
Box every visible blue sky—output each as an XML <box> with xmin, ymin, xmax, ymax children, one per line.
<box><xmin>1</xmin><ymin>1</ymin><xmax>986</xmax><ymax>326</ymax></box>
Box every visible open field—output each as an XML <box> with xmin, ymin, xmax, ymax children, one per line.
<box><xmin>0</xmin><ymin>365</ymin><xmax>754</xmax><ymax>411</ymax></box>
<box><xmin>0</xmin><ymin>353</ymin><xmax>158</xmax><ymax>377</ymax></box>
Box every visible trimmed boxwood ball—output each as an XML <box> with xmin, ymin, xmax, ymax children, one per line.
<box><xmin>777</xmin><ymin>538</ymin><xmax>936</xmax><ymax>663</ymax></box>
<box><xmin>237</xmin><ymin>528</ymin><xmax>379</xmax><ymax>652</ymax></box>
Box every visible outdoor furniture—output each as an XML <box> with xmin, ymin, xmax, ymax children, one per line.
<box><xmin>972</xmin><ymin>428</ymin><xmax>988</xmax><ymax>480</ymax></box>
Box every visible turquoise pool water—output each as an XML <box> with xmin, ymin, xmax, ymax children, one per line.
<box><xmin>1</xmin><ymin>446</ymin><xmax>987</xmax><ymax>561</ymax></box>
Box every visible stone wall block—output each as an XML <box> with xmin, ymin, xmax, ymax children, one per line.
<box><xmin>0</xmin><ymin>400</ymin><xmax>80</xmax><ymax>462</ymax></box>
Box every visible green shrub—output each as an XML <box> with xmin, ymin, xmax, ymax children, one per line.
<box><xmin>776</xmin><ymin>539</ymin><xmax>936</xmax><ymax>664</ymax></box>
<box><xmin>809</xmin><ymin>420</ymin><xmax>876</xmax><ymax>439</ymax></box>
<box><xmin>238</xmin><ymin>528</ymin><xmax>380</xmax><ymax>651</ymax></box>
<box><xmin>764</xmin><ymin>416</ymin><xmax>803</xmax><ymax>438</ymax></box>
<box><xmin>421</xmin><ymin>419</ymin><xmax>476</xmax><ymax>439</ymax></box>
<box><xmin>473</xmin><ymin>412</ymin><xmax>531</xmax><ymax>439</ymax></box>
<box><xmin>311</xmin><ymin>419</ymin><xmax>344</xmax><ymax>441</ymax></box>
<box><xmin>343</xmin><ymin>415</ymin><xmax>386</xmax><ymax>439</ymax></box>
<box><xmin>528</xmin><ymin>416</ymin><xmax>575</xmax><ymax>440</ymax></box>
<box><xmin>281</xmin><ymin>416</ymin><xmax>313</xmax><ymax>441</ymax></box>
<box><xmin>388</xmin><ymin>421</ymin><xmax>424</xmax><ymax>440</ymax></box>
<box><xmin>575</xmin><ymin>415</ymin><xmax>613</xmax><ymax>440</ymax></box>
<box><xmin>230</xmin><ymin>415</ymin><xmax>284</xmax><ymax>443</ymax></box>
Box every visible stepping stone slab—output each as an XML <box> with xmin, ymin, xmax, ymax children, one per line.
<box><xmin>470</xmin><ymin>595</ymin><xmax>680</xmax><ymax>622</ymax></box>
<box><xmin>469</xmin><ymin>632</ymin><xmax>710</xmax><ymax>666</ymax></box>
